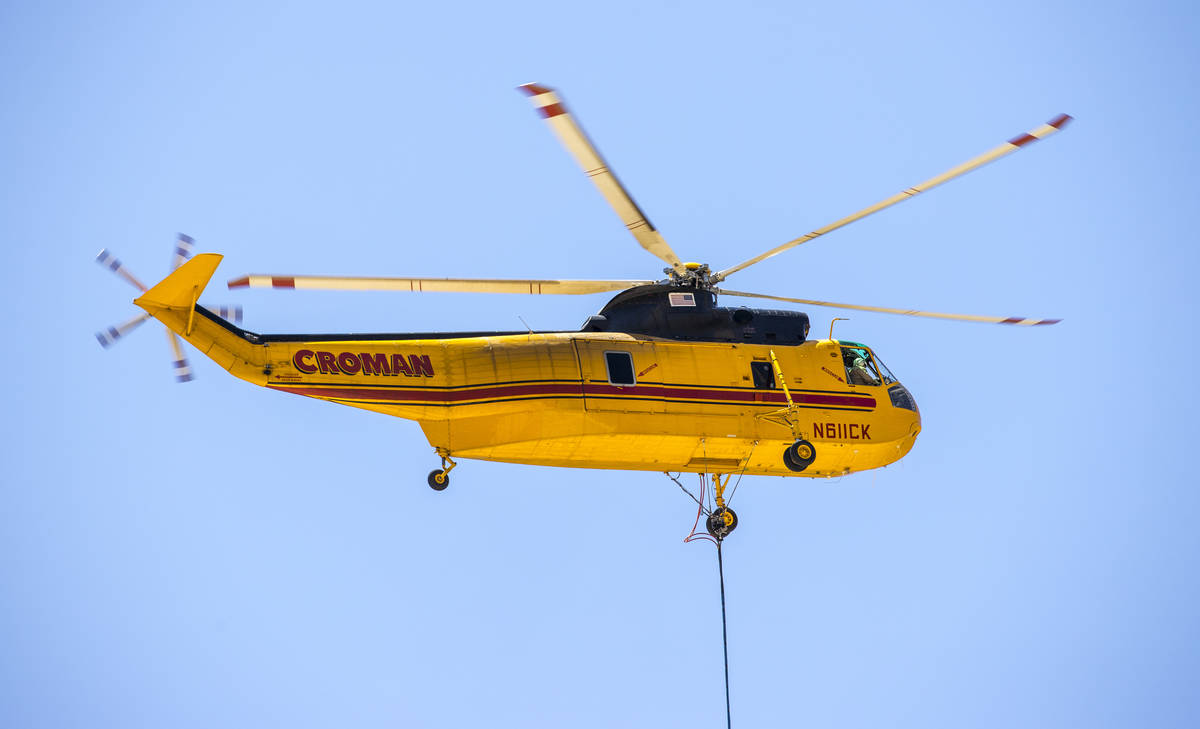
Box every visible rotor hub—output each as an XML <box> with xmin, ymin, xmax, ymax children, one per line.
<box><xmin>665</xmin><ymin>262</ymin><xmax>714</xmax><ymax>290</ymax></box>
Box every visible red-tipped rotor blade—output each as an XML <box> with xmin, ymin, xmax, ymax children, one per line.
<box><xmin>518</xmin><ymin>83</ymin><xmax>685</xmax><ymax>273</ymax></box>
<box><xmin>716</xmin><ymin>288</ymin><xmax>1061</xmax><ymax>325</ymax></box>
<box><xmin>227</xmin><ymin>275</ymin><xmax>649</xmax><ymax>295</ymax></box>
<box><xmin>713</xmin><ymin>113</ymin><xmax>1073</xmax><ymax>282</ymax></box>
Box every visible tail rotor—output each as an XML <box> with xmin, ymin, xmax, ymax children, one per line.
<box><xmin>206</xmin><ymin>304</ymin><xmax>243</xmax><ymax>325</ymax></box>
<box><xmin>95</xmin><ymin>234</ymin><xmax>242</xmax><ymax>382</ymax></box>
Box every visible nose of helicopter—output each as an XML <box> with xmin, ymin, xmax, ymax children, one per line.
<box><xmin>888</xmin><ymin>382</ymin><xmax>918</xmax><ymax>412</ymax></box>
<box><xmin>888</xmin><ymin>382</ymin><xmax>921</xmax><ymax>440</ymax></box>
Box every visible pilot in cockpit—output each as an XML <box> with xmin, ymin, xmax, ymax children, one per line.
<box><xmin>847</xmin><ymin>357</ymin><xmax>875</xmax><ymax>386</ymax></box>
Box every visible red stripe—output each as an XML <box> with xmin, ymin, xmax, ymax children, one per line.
<box><xmin>269</xmin><ymin>382</ymin><xmax>876</xmax><ymax>409</ymax></box>
<box><xmin>272</xmin><ymin>276</ymin><xmax>295</xmax><ymax>289</ymax></box>
<box><xmin>1000</xmin><ymin>317</ymin><xmax>1025</xmax><ymax>324</ymax></box>
<box><xmin>274</xmin><ymin>383</ymin><xmax>573</xmax><ymax>403</ymax></box>
<box><xmin>1034</xmin><ymin>318</ymin><xmax>1061</xmax><ymax>325</ymax></box>
<box><xmin>518</xmin><ymin>83</ymin><xmax>552</xmax><ymax>96</ymax></box>
<box><xmin>797</xmin><ymin>392</ymin><xmax>875</xmax><ymax>408</ymax></box>
<box><xmin>538</xmin><ymin>102</ymin><xmax>566</xmax><ymax>118</ymax></box>
<box><xmin>227</xmin><ymin>276</ymin><xmax>249</xmax><ymax>289</ymax></box>
<box><xmin>583</xmin><ymin>384</ymin><xmax>873</xmax><ymax>408</ymax></box>
<box><xmin>1008</xmin><ymin>132</ymin><xmax>1037</xmax><ymax>148</ymax></box>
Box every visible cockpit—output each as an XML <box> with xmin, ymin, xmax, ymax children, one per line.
<box><xmin>838</xmin><ymin>341</ymin><xmax>918</xmax><ymax>411</ymax></box>
<box><xmin>839</xmin><ymin>342</ymin><xmax>895</xmax><ymax>387</ymax></box>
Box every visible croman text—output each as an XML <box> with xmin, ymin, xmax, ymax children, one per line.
<box><xmin>292</xmin><ymin>350</ymin><xmax>435</xmax><ymax>377</ymax></box>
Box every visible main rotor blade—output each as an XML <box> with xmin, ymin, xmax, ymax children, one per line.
<box><xmin>518</xmin><ymin>83</ymin><xmax>685</xmax><ymax>273</ymax></box>
<box><xmin>713</xmin><ymin>113</ymin><xmax>1073</xmax><ymax>282</ymax></box>
<box><xmin>717</xmin><ymin>288</ymin><xmax>1061</xmax><ymax>326</ymax></box>
<box><xmin>167</xmin><ymin>330</ymin><xmax>194</xmax><ymax>382</ymax></box>
<box><xmin>95</xmin><ymin>249</ymin><xmax>148</xmax><ymax>292</ymax></box>
<box><xmin>95</xmin><ymin>312</ymin><xmax>151</xmax><ymax>348</ymax></box>
<box><xmin>228</xmin><ymin>275</ymin><xmax>652</xmax><ymax>295</ymax></box>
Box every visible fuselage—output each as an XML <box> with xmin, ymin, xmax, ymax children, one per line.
<box><xmin>193</xmin><ymin>307</ymin><xmax>922</xmax><ymax>477</ymax></box>
<box><xmin>135</xmin><ymin>260</ymin><xmax>920</xmax><ymax>478</ymax></box>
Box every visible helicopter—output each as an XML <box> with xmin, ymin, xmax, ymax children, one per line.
<box><xmin>98</xmin><ymin>83</ymin><xmax>1068</xmax><ymax>537</ymax></box>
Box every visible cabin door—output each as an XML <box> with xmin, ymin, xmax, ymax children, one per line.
<box><xmin>573</xmin><ymin>340</ymin><xmax>663</xmax><ymax>413</ymax></box>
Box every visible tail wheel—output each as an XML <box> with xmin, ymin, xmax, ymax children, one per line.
<box><xmin>706</xmin><ymin>507</ymin><xmax>738</xmax><ymax>538</ymax></box>
<box><xmin>783</xmin><ymin>439</ymin><xmax>816</xmax><ymax>472</ymax></box>
<box><xmin>427</xmin><ymin>470</ymin><xmax>449</xmax><ymax>491</ymax></box>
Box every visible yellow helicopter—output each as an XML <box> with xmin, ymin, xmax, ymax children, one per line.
<box><xmin>97</xmin><ymin>84</ymin><xmax>1068</xmax><ymax>537</ymax></box>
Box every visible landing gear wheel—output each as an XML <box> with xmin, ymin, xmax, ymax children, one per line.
<box><xmin>783</xmin><ymin>439</ymin><xmax>816</xmax><ymax>472</ymax></box>
<box><xmin>427</xmin><ymin>469</ymin><xmax>449</xmax><ymax>491</ymax></box>
<box><xmin>706</xmin><ymin>507</ymin><xmax>738</xmax><ymax>539</ymax></box>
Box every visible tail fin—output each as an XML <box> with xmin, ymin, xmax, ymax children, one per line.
<box><xmin>135</xmin><ymin>253</ymin><xmax>223</xmax><ymax>314</ymax></box>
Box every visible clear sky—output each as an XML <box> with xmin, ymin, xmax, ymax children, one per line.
<box><xmin>3</xmin><ymin>1</ymin><xmax>1198</xmax><ymax>727</ymax></box>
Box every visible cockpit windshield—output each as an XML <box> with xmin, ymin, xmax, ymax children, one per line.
<box><xmin>838</xmin><ymin>343</ymin><xmax>897</xmax><ymax>386</ymax></box>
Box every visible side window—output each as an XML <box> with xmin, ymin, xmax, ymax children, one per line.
<box><xmin>750</xmin><ymin>361</ymin><xmax>775</xmax><ymax>389</ymax></box>
<box><xmin>604</xmin><ymin>351</ymin><xmax>635</xmax><ymax>386</ymax></box>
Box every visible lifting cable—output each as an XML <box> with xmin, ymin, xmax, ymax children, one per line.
<box><xmin>716</xmin><ymin>535</ymin><xmax>732</xmax><ymax>729</ymax></box>
<box><xmin>666</xmin><ymin>470</ymin><xmax>748</xmax><ymax>728</ymax></box>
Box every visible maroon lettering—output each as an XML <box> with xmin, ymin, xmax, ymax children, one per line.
<box><xmin>336</xmin><ymin>352</ymin><xmax>361</xmax><ymax>375</ymax></box>
<box><xmin>293</xmin><ymin>349</ymin><xmax>317</xmax><ymax>374</ymax></box>
<box><xmin>298</xmin><ymin>350</ymin><xmax>432</xmax><ymax>377</ymax></box>
<box><xmin>316</xmin><ymin>351</ymin><xmax>339</xmax><ymax>374</ymax></box>
<box><xmin>409</xmin><ymin>354</ymin><xmax>434</xmax><ymax>377</ymax></box>
<box><xmin>391</xmin><ymin>354</ymin><xmax>413</xmax><ymax>376</ymax></box>
<box><xmin>811</xmin><ymin>422</ymin><xmax>873</xmax><ymax>441</ymax></box>
<box><xmin>360</xmin><ymin>352</ymin><xmax>390</xmax><ymax>376</ymax></box>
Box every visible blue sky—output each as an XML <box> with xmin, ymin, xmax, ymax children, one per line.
<box><xmin>3</xmin><ymin>1</ymin><xmax>1198</xmax><ymax>726</ymax></box>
